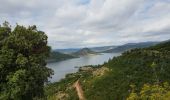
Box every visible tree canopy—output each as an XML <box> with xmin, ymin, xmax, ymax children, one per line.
<box><xmin>0</xmin><ymin>22</ymin><xmax>53</xmax><ymax>100</ymax></box>
<box><xmin>127</xmin><ymin>82</ymin><xmax>170</xmax><ymax>100</ymax></box>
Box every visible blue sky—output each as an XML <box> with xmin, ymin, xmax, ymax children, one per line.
<box><xmin>0</xmin><ymin>0</ymin><xmax>170</xmax><ymax>49</ymax></box>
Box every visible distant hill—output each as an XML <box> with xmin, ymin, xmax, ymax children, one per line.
<box><xmin>54</xmin><ymin>42</ymin><xmax>159</xmax><ymax>54</ymax></box>
<box><xmin>55</xmin><ymin>48</ymin><xmax>80</xmax><ymax>54</ymax></box>
<box><xmin>103</xmin><ymin>42</ymin><xmax>159</xmax><ymax>53</ymax></box>
<box><xmin>72</xmin><ymin>48</ymin><xmax>98</xmax><ymax>57</ymax></box>
<box><xmin>55</xmin><ymin>46</ymin><xmax>117</xmax><ymax>54</ymax></box>
<box><xmin>90</xmin><ymin>46</ymin><xmax>117</xmax><ymax>52</ymax></box>
<box><xmin>47</xmin><ymin>51</ymin><xmax>76</xmax><ymax>63</ymax></box>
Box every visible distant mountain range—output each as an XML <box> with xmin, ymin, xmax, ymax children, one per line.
<box><xmin>55</xmin><ymin>41</ymin><xmax>159</xmax><ymax>54</ymax></box>
<box><xmin>55</xmin><ymin>46</ymin><xmax>117</xmax><ymax>54</ymax></box>
<box><xmin>103</xmin><ymin>42</ymin><xmax>159</xmax><ymax>53</ymax></box>
<box><xmin>71</xmin><ymin>48</ymin><xmax>98</xmax><ymax>57</ymax></box>
<box><xmin>48</xmin><ymin>41</ymin><xmax>160</xmax><ymax>63</ymax></box>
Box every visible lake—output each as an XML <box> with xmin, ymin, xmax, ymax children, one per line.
<box><xmin>47</xmin><ymin>53</ymin><xmax>121</xmax><ymax>82</ymax></box>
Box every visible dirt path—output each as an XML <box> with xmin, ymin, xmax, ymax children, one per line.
<box><xmin>73</xmin><ymin>80</ymin><xmax>85</xmax><ymax>100</ymax></box>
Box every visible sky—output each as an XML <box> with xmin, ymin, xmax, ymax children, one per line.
<box><xmin>0</xmin><ymin>0</ymin><xmax>170</xmax><ymax>49</ymax></box>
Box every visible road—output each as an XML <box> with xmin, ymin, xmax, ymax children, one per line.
<box><xmin>73</xmin><ymin>80</ymin><xmax>85</xmax><ymax>100</ymax></box>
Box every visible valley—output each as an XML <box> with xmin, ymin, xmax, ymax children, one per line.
<box><xmin>1</xmin><ymin>1</ymin><xmax>170</xmax><ymax>99</ymax></box>
<box><xmin>45</xmin><ymin>40</ymin><xmax>170</xmax><ymax>100</ymax></box>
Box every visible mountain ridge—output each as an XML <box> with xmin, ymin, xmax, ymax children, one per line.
<box><xmin>71</xmin><ymin>48</ymin><xmax>98</xmax><ymax>57</ymax></box>
<box><xmin>103</xmin><ymin>41</ymin><xmax>159</xmax><ymax>53</ymax></box>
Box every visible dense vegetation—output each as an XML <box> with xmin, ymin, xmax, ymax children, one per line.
<box><xmin>45</xmin><ymin>40</ymin><xmax>170</xmax><ymax>100</ymax></box>
<box><xmin>47</xmin><ymin>51</ymin><xmax>76</xmax><ymax>63</ymax></box>
<box><xmin>127</xmin><ymin>82</ymin><xmax>170</xmax><ymax>100</ymax></box>
<box><xmin>0</xmin><ymin>22</ymin><xmax>53</xmax><ymax>100</ymax></box>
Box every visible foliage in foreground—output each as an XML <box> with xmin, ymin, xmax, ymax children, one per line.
<box><xmin>0</xmin><ymin>22</ymin><xmax>53</xmax><ymax>100</ymax></box>
<box><xmin>127</xmin><ymin>83</ymin><xmax>170</xmax><ymax>100</ymax></box>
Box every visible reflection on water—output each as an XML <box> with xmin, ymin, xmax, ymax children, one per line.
<box><xmin>47</xmin><ymin>53</ymin><xmax>121</xmax><ymax>82</ymax></box>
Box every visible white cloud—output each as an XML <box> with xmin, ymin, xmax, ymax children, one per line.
<box><xmin>0</xmin><ymin>0</ymin><xmax>170</xmax><ymax>49</ymax></box>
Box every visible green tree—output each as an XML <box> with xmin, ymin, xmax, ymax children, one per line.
<box><xmin>0</xmin><ymin>22</ymin><xmax>53</xmax><ymax>100</ymax></box>
<box><xmin>127</xmin><ymin>82</ymin><xmax>170</xmax><ymax>100</ymax></box>
<box><xmin>151</xmin><ymin>62</ymin><xmax>159</xmax><ymax>83</ymax></box>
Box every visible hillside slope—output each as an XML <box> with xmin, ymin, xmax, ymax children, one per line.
<box><xmin>45</xmin><ymin>41</ymin><xmax>170</xmax><ymax>100</ymax></box>
<box><xmin>72</xmin><ymin>48</ymin><xmax>98</xmax><ymax>57</ymax></box>
<box><xmin>104</xmin><ymin>42</ymin><xmax>158</xmax><ymax>53</ymax></box>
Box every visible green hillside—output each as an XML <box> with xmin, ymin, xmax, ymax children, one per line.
<box><xmin>103</xmin><ymin>42</ymin><xmax>158</xmax><ymax>53</ymax></box>
<box><xmin>45</xmin><ymin>41</ymin><xmax>170</xmax><ymax>100</ymax></box>
<box><xmin>47</xmin><ymin>51</ymin><xmax>76</xmax><ymax>63</ymax></box>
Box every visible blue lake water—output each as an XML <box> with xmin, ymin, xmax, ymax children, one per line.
<box><xmin>47</xmin><ymin>53</ymin><xmax>121</xmax><ymax>82</ymax></box>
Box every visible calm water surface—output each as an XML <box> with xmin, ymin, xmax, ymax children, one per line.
<box><xmin>47</xmin><ymin>53</ymin><xmax>121</xmax><ymax>82</ymax></box>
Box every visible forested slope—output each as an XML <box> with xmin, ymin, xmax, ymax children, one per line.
<box><xmin>45</xmin><ymin>41</ymin><xmax>170</xmax><ymax>100</ymax></box>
